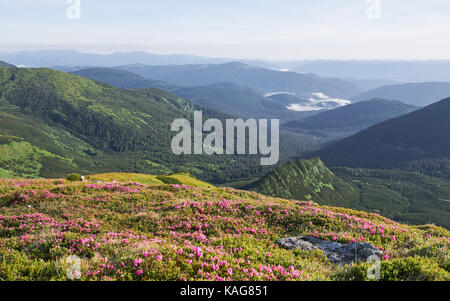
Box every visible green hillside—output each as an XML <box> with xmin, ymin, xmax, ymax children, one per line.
<box><xmin>244</xmin><ymin>158</ymin><xmax>360</xmax><ymax>207</ymax></box>
<box><xmin>72</xmin><ymin>67</ymin><xmax>176</xmax><ymax>90</ymax></box>
<box><xmin>0</xmin><ymin>66</ymin><xmax>304</xmax><ymax>183</ymax></box>
<box><xmin>0</xmin><ymin>177</ymin><xmax>448</xmax><ymax>281</ymax></box>
<box><xmin>244</xmin><ymin>158</ymin><xmax>450</xmax><ymax>229</ymax></box>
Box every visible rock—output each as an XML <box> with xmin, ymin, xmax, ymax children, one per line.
<box><xmin>276</xmin><ymin>236</ymin><xmax>383</xmax><ymax>265</ymax></box>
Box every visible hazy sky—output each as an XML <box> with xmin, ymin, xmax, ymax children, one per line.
<box><xmin>1</xmin><ymin>0</ymin><xmax>450</xmax><ymax>60</ymax></box>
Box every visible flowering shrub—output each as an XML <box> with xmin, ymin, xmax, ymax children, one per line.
<box><xmin>0</xmin><ymin>178</ymin><xmax>448</xmax><ymax>281</ymax></box>
<box><xmin>67</xmin><ymin>174</ymin><xmax>82</xmax><ymax>182</ymax></box>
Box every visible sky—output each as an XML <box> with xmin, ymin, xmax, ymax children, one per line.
<box><xmin>1</xmin><ymin>0</ymin><xmax>450</xmax><ymax>60</ymax></box>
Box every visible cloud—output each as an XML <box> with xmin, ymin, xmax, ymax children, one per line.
<box><xmin>263</xmin><ymin>92</ymin><xmax>295</xmax><ymax>97</ymax></box>
<box><xmin>286</xmin><ymin>93</ymin><xmax>351</xmax><ymax>112</ymax></box>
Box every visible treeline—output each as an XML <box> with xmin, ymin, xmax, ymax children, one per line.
<box><xmin>397</xmin><ymin>158</ymin><xmax>450</xmax><ymax>179</ymax></box>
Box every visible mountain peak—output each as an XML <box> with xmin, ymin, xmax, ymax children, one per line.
<box><xmin>244</xmin><ymin>157</ymin><xmax>360</xmax><ymax>207</ymax></box>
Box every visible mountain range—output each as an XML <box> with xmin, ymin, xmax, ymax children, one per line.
<box><xmin>5</xmin><ymin>50</ymin><xmax>450</xmax><ymax>83</ymax></box>
<box><xmin>351</xmin><ymin>82</ymin><xmax>450</xmax><ymax>107</ymax></box>
<box><xmin>0</xmin><ymin>50</ymin><xmax>278</xmax><ymax>69</ymax></box>
<box><xmin>0</xmin><ymin>65</ymin><xmax>308</xmax><ymax>183</ymax></box>
<box><xmin>310</xmin><ymin>97</ymin><xmax>450</xmax><ymax>179</ymax></box>
<box><xmin>71</xmin><ymin>67</ymin><xmax>316</xmax><ymax>120</ymax></box>
<box><xmin>116</xmin><ymin>62</ymin><xmax>363</xmax><ymax>98</ymax></box>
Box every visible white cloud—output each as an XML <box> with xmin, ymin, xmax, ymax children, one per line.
<box><xmin>263</xmin><ymin>92</ymin><xmax>295</xmax><ymax>97</ymax></box>
<box><xmin>286</xmin><ymin>93</ymin><xmax>351</xmax><ymax>112</ymax></box>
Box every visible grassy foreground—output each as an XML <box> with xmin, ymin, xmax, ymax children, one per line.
<box><xmin>0</xmin><ymin>177</ymin><xmax>449</xmax><ymax>281</ymax></box>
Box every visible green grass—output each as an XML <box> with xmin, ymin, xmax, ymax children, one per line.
<box><xmin>85</xmin><ymin>172</ymin><xmax>213</xmax><ymax>188</ymax></box>
<box><xmin>86</xmin><ymin>173</ymin><xmax>165</xmax><ymax>185</ymax></box>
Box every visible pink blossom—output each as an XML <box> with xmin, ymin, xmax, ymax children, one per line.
<box><xmin>227</xmin><ymin>267</ymin><xmax>233</xmax><ymax>276</ymax></box>
<box><xmin>133</xmin><ymin>258</ymin><xmax>143</xmax><ymax>267</ymax></box>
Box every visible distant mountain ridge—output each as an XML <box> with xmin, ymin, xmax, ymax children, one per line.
<box><xmin>117</xmin><ymin>62</ymin><xmax>363</xmax><ymax>98</ymax></box>
<box><xmin>351</xmin><ymin>82</ymin><xmax>450</xmax><ymax>106</ymax></box>
<box><xmin>292</xmin><ymin>60</ymin><xmax>450</xmax><ymax>82</ymax></box>
<box><xmin>0</xmin><ymin>49</ymin><xmax>278</xmax><ymax>69</ymax></box>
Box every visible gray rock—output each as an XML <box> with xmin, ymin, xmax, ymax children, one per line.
<box><xmin>276</xmin><ymin>236</ymin><xmax>383</xmax><ymax>265</ymax></box>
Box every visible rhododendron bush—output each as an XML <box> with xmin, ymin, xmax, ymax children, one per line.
<box><xmin>0</xmin><ymin>179</ymin><xmax>448</xmax><ymax>281</ymax></box>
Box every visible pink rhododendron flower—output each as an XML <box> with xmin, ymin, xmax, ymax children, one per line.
<box><xmin>227</xmin><ymin>267</ymin><xmax>233</xmax><ymax>276</ymax></box>
<box><xmin>133</xmin><ymin>258</ymin><xmax>142</xmax><ymax>267</ymax></box>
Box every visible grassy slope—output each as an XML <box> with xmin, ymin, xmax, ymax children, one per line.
<box><xmin>0</xmin><ymin>178</ymin><xmax>448</xmax><ymax>281</ymax></box>
<box><xmin>245</xmin><ymin>158</ymin><xmax>360</xmax><ymax>208</ymax></box>
<box><xmin>86</xmin><ymin>172</ymin><xmax>214</xmax><ymax>188</ymax></box>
